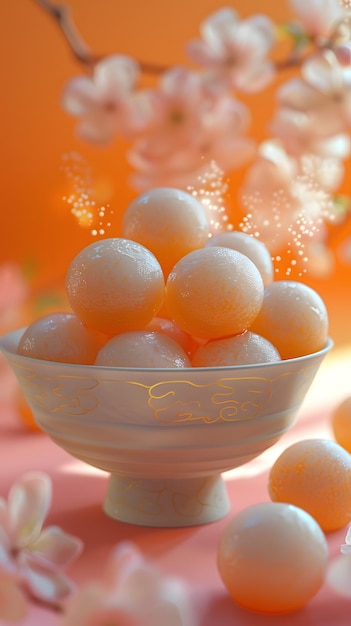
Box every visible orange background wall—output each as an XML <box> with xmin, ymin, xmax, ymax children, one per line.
<box><xmin>1</xmin><ymin>1</ymin><xmax>350</xmax><ymax>344</ymax></box>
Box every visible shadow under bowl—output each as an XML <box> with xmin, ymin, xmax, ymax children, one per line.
<box><xmin>0</xmin><ymin>328</ymin><xmax>332</xmax><ymax>527</ymax></box>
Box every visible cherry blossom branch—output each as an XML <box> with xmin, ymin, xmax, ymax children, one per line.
<box><xmin>30</xmin><ymin>0</ymin><xmax>351</xmax><ymax>273</ymax></box>
<box><xmin>33</xmin><ymin>0</ymin><xmax>309</xmax><ymax>75</ymax></box>
<box><xmin>33</xmin><ymin>0</ymin><xmax>96</xmax><ymax>66</ymax></box>
<box><xmin>32</xmin><ymin>0</ymin><xmax>169</xmax><ymax>73</ymax></box>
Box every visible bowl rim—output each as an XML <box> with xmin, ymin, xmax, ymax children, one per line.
<box><xmin>0</xmin><ymin>326</ymin><xmax>334</xmax><ymax>374</ymax></box>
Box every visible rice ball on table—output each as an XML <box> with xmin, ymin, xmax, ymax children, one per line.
<box><xmin>268</xmin><ymin>438</ymin><xmax>351</xmax><ymax>532</ymax></box>
<box><xmin>217</xmin><ymin>502</ymin><xmax>328</xmax><ymax>613</ymax></box>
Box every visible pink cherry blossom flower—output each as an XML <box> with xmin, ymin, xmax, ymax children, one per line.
<box><xmin>276</xmin><ymin>50</ymin><xmax>351</xmax><ymax>136</ymax></box>
<box><xmin>300</xmin><ymin>152</ymin><xmax>345</xmax><ymax>192</ymax></box>
<box><xmin>128</xmin><ymin>66</ymin><xmax>255</xmax><ymax>190</ymax></box>
<box><xmin>270</xmin><ymin>105</ymin><xmax>351</xmax><ymax>158</ymax></box>
<box><xmin>186</xmin><ymin>8</ymin><xmax>276</xmax><ymax>92</ymax></box>
<box><xmin>0</xmin><ymin>568</ymin><xmax>28</xmax><ymax>622</ymax></box>
<box><xmin>61</xmin><ymin>541</ymin><xmax>194</xmax><ymax>626</ymax></box>
<box><xmin>0</xmin><ymin>472</ymin><xmax>83</xmax><ymax>607</ymax></box>
<box><xmin>240</xmin><ymin>140</ymin><xmax>338</xmax><ymax>253</ymax></box>
<box><xmin>287</xmin><ymin>0</ymin><xmax>347</xmax><ymax>42</ymax></box>
<box><xmin>62</xmin><ymin>54</ymin><xmax>144</xmax><ymax>143</ymax></box>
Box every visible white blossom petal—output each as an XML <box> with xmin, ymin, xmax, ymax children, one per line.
<box><xmin>160</xmin><ymin>66</ymin><xmax>202</xmax><ymax>97</ymax></box>
<box><xmin>144</xmin><ymin>601</ymin><xmax>189</xmax><ymax>626</ymax></box>
<box><xmin>258</xmin><ymin>140</ymin><xmax>296</xmax><ymax>176</ymax></box>
<box><xmin>277</xmin><ymin>78</ymin><xmax>324</xmax><ymax>110</ymax></box>
<box><xmin>94</xmin><ymin>54</ymin><xmax>139</xmax><ymax>96</ymax></box>
<box><xmin>302</xmin><ymin>51</ymin><xmax>343</xmax><ymax>94</ymax></box>
<box><xmin>28</xmin><ymin>525</ymin><xmax>83</xmax><ymax>570</ymax></box>
<box><xmin>186</xmin><ymin>40</ymin><xmax>222</xmax><ymax>66</ymax></box>
<box><xmin>211</xmin><ymin>135</ymin><xmax>256</xmax><ymax>172</ymax></box>
<box><xmin>76</xmin><ymin>115</ymin><xmax>118</xmax><ymax>144</ymax></box>
<box><xmin>20</xmin><ymin>552</ymin><xmax>75</xmax><ymax>603</ymax></box>
<box><xmin>187</xmin><ymin>8</ymin><xmax>275</xmax><ymax>92</ymax></box>
<box><xmin>60</xmin><ymin>542</ymin><xmax>194</xmax><ymax>626</ymax></box>
<box><xmin>61</xmin><ymin>54</ymin><xmax>141</xmax><ymax>143</ymax></box>
<box><xmin>327</xmin><ymin>555</ymin><xmax>351</xmax><ymax>597</ymax></box>
<box><xmin>317</xmin><ymin>134</ymin><xmax>351</xmax><ymax>159</ymax></box>
<box><xmin>7</xmin><ymin>472</ymin><xmax>52</xmax><ymax>549</ymax></box>
<box><xmin>62</xmin><ymin>77</ymin><xmax>98</xmax><ymax>116</ymax></box>
<box><xmin>288</xmin><ymin>0</ymin><xmax>346</xmax><ymax>38</ymax></box>
<box><xmin>117</xmin><ymin>564</ymin><xmax>163</xmax><ymax>606</ymax></box>
<box><xmin>245</xmin><ymin>14</ymin><xmax>276</xmax><ymax>50</ymax></box>
<box><xmin>201</xmin><ymin>8</ymin><xmax>239</xmax><ymax>49</ymax></box>
<box><xmin>102</xmin><ymin>542</ymin><xmax>143</xmax><ymax>591</ymax></box>
<box><xmin>235</xmin><ymin>60</ymin><xmax>275</xmax><ymax>92</ymax></box>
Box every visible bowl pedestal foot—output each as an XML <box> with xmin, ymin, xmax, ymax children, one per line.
<box><xmin>103</xmin><ymin>473</ymin><xmax>230</xmax><ymax>527</ymax></box>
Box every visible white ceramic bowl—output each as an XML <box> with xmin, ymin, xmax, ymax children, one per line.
<box><xmin>0</xmin><ymin>328</ymin><xmax>332</xmax><ymax>527</ymax></box>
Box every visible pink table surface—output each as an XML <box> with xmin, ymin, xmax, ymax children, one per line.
<box><xmin>1</xmin><ymin>346</ymin><xmax>351</xmax><ymax>626</ymax></box>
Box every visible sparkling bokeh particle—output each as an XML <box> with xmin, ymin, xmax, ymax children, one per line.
<box><xmin>61</xmin><ymin>153</ymin><xmax>113</xmax><ymax>237</ymax></box>
<box><xmin>186</xmin><ymin>161</ymin><xmax>233</xmax><ymax>236</ymax></box>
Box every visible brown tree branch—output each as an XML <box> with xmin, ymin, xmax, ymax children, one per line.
<box><xmin>32</xmin><ymin>0</ymin><xmax>308</xmax><ymax>76</ymax></box>
<box><xmin>33</xmin><ymin>0</ymin><xmax>97</xmax><ymax>66</ymax></box>
<box><xmin>32</xmin><ymin>0</ymin><xmax>169</xmax><ymax>73</ymax></box>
